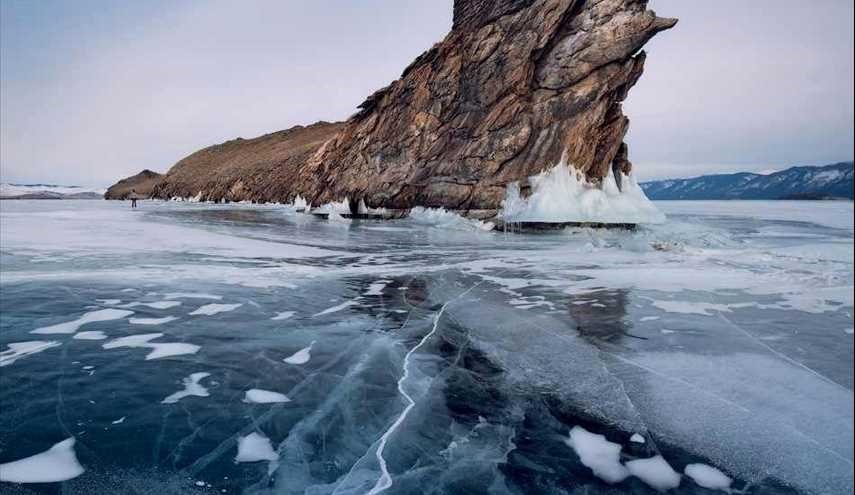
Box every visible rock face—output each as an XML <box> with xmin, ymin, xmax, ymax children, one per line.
<box><xmin>150</xmin><ymin>122</ymin><xmax>343</xmax><ymax>202</ymax></box>
<box><xmin>143</xmin><ymin>0</ymin><xmax>675</xmax><ymax>210</ymax></box>
<box><xmin>104</xmin><ymin>169</ymin><xmax>163</xmax><ymax>199</ymax></box>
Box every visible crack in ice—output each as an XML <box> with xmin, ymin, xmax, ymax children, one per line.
<box><xmin>367</xmin><ymin>277</ymin><xmax>485</xmax><ymax>495</ymax></box>
<box><xmin>366</xmin><ymin>302</ymin><xmax>449</xmax><ymax>495</ymax></box>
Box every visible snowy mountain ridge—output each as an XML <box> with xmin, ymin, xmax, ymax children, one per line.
<box><xmin>641</xmin><ymin>162</ymin><xmax>853</xmax><ymax>200</ymax></box>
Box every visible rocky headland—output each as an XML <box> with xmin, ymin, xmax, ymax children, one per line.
<box><xmin>104</xmin><ymin>169</ymin><xmax>163</xmax><ymax>200</ymax></box>
<box><xmin>110</xmin><ymin>0</ymin><xmax>676</xmax><ymax>214</ymax></box>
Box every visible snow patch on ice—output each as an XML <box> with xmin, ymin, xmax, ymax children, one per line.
<box><xmin>0</xmin><ymin>437</ymin><xmax>84</xmax><ymax>483</ymax></box>
<box><xmin>499</xmin><ymin>163</ymin><xmax>665</xmax><ymax>224</ymax></box>
<box><xmin>73</xmin><ymin>331</ymin><xmax>108</xmax><ymax>340</ymax></box>
<box><xmin>365</xmin><ymin>280</ymin><xmax>390</xmax><ymax>296</ymax></box>
<box><xmin>313</xmin><ymin>300</ymin><xmax>358</xmax><ymax>317</ymax></box>
<box><xmin>0</xmin><ymin>340</ymin><xmax>61</xmax><ymax>367</ymax></box>
<box><xmin>31</xmin><ymin>308</ymin><xmax>134</xmax><ymax>334</ymax></box>
<box><xmin>630</xmin><ymin>433</ymin><xmax>646</xmax><ymax>443</ymax></box>
<box><xmin>684</xmin><ymin>463</ymin><xmax>732</xmax><ymax>492</ymax></box>
<box><xmin>129</xmin><ymin>316</ymin><xmax>178</xmax><ymax>326</ymax></box>
<box><xmin>235</xmin><ymin>432</ymin><xmax>279</xmax><ymax>464</ymax></box>
<box><xmin>625</xmin><ymin>455</ymin><xmax>681</xmax><ymax>492</ymax></box>
<box><xmin>243</xmin><ymin>389</ymin><xmax>291</xmax><ymax>404</ymax></box>
<box><xmin>102</xmin><ymin>333</ymin><xmax>199</xmax><ymax>360</ymax></box>
<box><xmin>161</xmin><ymin>372</ymin><xmax>211</xmax><ymax>403</ymax></box>
<box><xmin>189</xmin><ymin>303</ymin><xmax>242</xmax><ymax>316</ymax></box>
<box><xmin>565</xmin><ymin>426</ymin><xmax>629</xmax><ymax>484</ymax></box>
<box><xmin>271</xmin><ymin>311</ymin><xmax>295</xmax><ymax>321</ymax></box>
<box><xmin>283</xmin><ymin>342</ymin><xmax>314</xmax><ymax>365</ymax></box>
<box><xmin>122</xmin><ymin>300</ymin><xmax>181</xmax><ymax>310</ymax></box>
<box><xmin>163</xmin><ymin>292</ymin><xmax>222</xmax><ymax>300</ymax></box>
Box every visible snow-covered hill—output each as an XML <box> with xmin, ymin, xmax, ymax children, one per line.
<box><xmin>641</xmin><ymin>162</ymin><xmax>853</xmax><ymax>200</ymax></box>
<box><xmin>0</xmin><ymin>183</ymin><xmax>105</xmax><ymax>200</ymax></box>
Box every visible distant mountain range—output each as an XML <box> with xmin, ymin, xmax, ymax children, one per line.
<box><xmin>641</xmin><ymin>162</ymin><xmax>854</xmax><ymax>200</ymax></box>
<box><xmin>0</xmin><ymin>183</ymin><xmax>104</xmax><ymax>200</ymax></box>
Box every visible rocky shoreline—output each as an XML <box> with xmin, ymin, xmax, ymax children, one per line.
<box><xmin>108</xmin><ymin>0</ymin><xmax>675</xmax><ymax>215</ymax></box>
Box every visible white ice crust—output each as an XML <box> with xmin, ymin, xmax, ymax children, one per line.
<box><xmin>499</xmin><ymin>163</ymin><xmax>665</xmax><ymax>224</ymax></box>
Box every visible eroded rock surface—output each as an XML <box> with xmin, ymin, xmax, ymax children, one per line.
<box><xmin>104</xmin><ymin>169</ymin><xmax>163</xmax><ymax>200</ymax></box>
<box><xmin>140</xmin><ymin>0</ymin><xmax>675</xmax><ymax>210</ymax></box>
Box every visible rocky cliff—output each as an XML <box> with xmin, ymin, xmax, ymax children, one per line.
<box><xmin>104</xmin><ymin>169</ymin><xmax>163</xmax><ymax>199</ymax></box>
<box><xmin>141</xmin><ymin>0</ymin><xmax>675</xmax><ymax>211</ymax></box>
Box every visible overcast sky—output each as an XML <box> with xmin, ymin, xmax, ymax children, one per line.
<box><xmin>1</xmin><ymin>0</ymin><xmax>853</xmax><ymax>186</ymax></box>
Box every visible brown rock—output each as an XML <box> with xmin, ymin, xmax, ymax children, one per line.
<box><xmin>104</xmin><ymin>169</ymin><xmax>163</xmax><ymax>200</ymax></box>
<box><xmin>139</xmin><ymin>0</ymin><xmax>675</xmax><ymax>210</ymax></box>
<box><xmin>150</xmin><ymin>122</ymin><xmax>343</xmax><ymax>203</ymax></box>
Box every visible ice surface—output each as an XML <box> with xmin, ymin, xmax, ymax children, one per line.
<box><xmin>235</xmin><ymin>432</ymin><xmax>278</xmax><ymax>463</ymax></box>
<box><xmin>684</xmin><ymin>463</ymin><xmax>732</xmax><ymax>492</ymax></box>
<box><xmin>162</xmin><ymin>292</ymin><xmax>222</xmax><ymax>300</ymax></box>
<box><xmin>111</xmin><ymin>417</ymin><xmax>126</xmax><ymax>425</ymax></box>
<box><xmin>499</xmin><ymin>163</ymin><xmax>665</xmax><ymax>224</ymax></box>
<box><xmin>161</xmin><ymin>372</ymin><xmax>211</xmax><ymax>404</ymax></box>
<box><xmin>0</xmin><ymin>340</ymin><xmax>61</xmax><ymax>367</ymax></box>
<box><xmin>189</xmin><ymin>303</ymin><xmax>242</xmax><ymax>316</ymax></box>
<box><xmin>649</xmin><ymin>299</ymin><xmax>732</xmax><ymax>315</ymax></box>
<box><xmin>313</xmin><ymin>301</ymin><xmax>358</xmax><ymax>317</ymax></box>
<box><xmin>0</xmin><ymin>437</ymin><xmax>84</xmax><ymax>483</ymax></box>
<box><xmin>282</xmin><ymin>342</ymin><xmax>314</xmax><ymax>365</ymax></box>
<box><xmin>129</xmin><ymin>316</ymin><xmax>179</xmax><ymax>325</ymax></box>
<box><xmin>409</xmin><ymin>207</ymin><xmax>495</xmax><ymax>231</ymax></box>
<box><xmin>271</xmin><ymin>311</ymin><xmax>295</xmax><ymax>321</ymax></box>
<box><xmin>30</xmin><ymin>308</ymin><xmax>133</xmax><ymax>334</ymax></box>
<box><xmin>564</xmin><ymin>426</ymin><xmax>629</xmax><ymax>484</ymax></box>
<box><xmin>243</xmin><ymin>389</ymin><xmax>291</xmax><ymax>404</ymax></box>
<box><xmin>625</xmin><ymin>455</ymin><xmax>682</xmax><ymax>492</ymax></box>
<box><xmin>72</xmin><ymin>331</ymin><xmax>108</xmax><ymax>340</ymax></box>
<box><xmin>0</xmin><ymin>199</ymin><xmax>851</xmax><ymax>494</ymax></box>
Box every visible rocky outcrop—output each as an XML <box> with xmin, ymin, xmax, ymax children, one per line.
<box><xmin>104</xmin><ymin>169</ymin><xmax>163</xmax><ymax>199</ymax></box>
<box><xmin>150</xmin><ymin>122</ymin><xmax>343</xmax><ymax>202</ymax></box>
<box><xmin>143</xmin><ymin>0</ymin><xmax>675</xmax><ymax>210</ymax></box>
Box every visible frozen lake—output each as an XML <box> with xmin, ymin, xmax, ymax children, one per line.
<box><xmin>1</xmin><ymin>199</ymin><xmax>852</xmax><ymax>494</ymax></box>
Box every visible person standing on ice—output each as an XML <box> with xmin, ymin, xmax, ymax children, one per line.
<box><xmin>130</xmin><ymin>189</ymin><xmax>138</xmax><ymax>208</ymax></box>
